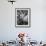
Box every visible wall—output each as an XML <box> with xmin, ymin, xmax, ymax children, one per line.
<box><xmin>0</xmin><ymin>0</ymin><xmax>46</xmax><ymax>42</ymax></box>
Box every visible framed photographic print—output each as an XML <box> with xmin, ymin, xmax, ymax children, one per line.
<box><xmin>15</xmin><ymin>8</ymin><xmax>31</xmax><ymax>28</ymax></box>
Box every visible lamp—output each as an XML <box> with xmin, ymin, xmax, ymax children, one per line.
<box><xmin>8</xmin><ymin>0</ymin><xmax>16</xmax><ymax>4</ymax></box>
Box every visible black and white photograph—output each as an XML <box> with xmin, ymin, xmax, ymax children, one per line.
<box><xmin>15</xmin><ymin>8</ymin><xmax>31</xmax><ymax>27</ymax></box>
